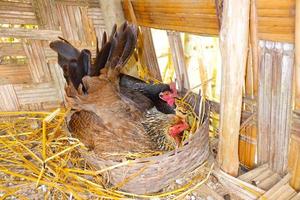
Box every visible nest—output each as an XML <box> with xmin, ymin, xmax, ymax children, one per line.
<box><xmin>0</xmin><ymin>93</ymin><xmax>211</xmax><ymax>199</ymax></box>
<box><xmin>79</xmin><ymin>92</ymin><xmax>210</xmax><ymax>194</ymax></box>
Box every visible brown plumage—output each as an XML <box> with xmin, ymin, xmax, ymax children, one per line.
<box><xmin>50</xmin><ymin>22</ymin><xmax>189</xmax><ymax>157</ymax></box>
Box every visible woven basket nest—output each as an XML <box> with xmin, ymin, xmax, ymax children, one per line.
<box><xmin>80</xmin><ymin>92</ymin><xmax>210</xmax><ymax>194</ymax></box>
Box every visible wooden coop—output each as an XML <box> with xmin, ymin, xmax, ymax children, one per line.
<box><xmin>0</xmin><ymin>0</ymin><xmax>300</xmax><ymax>199</ymax></box>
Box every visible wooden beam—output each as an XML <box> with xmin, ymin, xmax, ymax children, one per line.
<box><xmin>288</xmin><ymin>133</ymin><xmax>300</xmax><ymax>191</ymax></box>
<box><xmin>167</xmin><ymin>31</ymin><xmax>190</xmax><ymax>91</ymax></box>
<box><xmin>217</xmin><ymin>0</ymin><xmax>250</xmax><ymax>176</ymax></box>
<box><xmin>122</xmin><ymin>0</ymin><xmax>295</xmax><ymax>43</ymax></box>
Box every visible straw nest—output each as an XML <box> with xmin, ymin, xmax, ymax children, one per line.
<box><xmin>80</xmin><ymin>92</ymin><xmax>210</xmax><ymax>194</ymax></box>
<box><xmin>0</xmin><ymin>93</ymin><xmax>211</xmax><ymax>199</ymax></box>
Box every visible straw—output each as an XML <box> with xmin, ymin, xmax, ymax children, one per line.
<box><xmin>0</xmin><ymin>105</ymin><xmax>209</xmax><ymax>199</ymax></box>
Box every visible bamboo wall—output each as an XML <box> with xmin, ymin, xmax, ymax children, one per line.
<box><xmin>257</xmin><ymin>41</ymin><xmax>294</xmax><ymax>174</ymax></box>
<box><xmin>0</xmin><ymin>0</ymin><xmax>106</xmax><ymax>111</ymax></box>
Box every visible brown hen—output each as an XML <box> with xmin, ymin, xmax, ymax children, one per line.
<box><xmin>50</xmin><ymin>22</ymin><xmax>189</xmax><ymax>158</ymax></box>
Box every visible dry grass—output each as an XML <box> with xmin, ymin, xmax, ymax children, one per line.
<box><xmin>0</xmin><ymin>109</ymin><xmax>212</xmax><ymax>199</ymax></box>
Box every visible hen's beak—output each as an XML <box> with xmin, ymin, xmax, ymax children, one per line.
<box><xmin>159</xmin><ymin>92</ymin><xmax>164</xmax><ymax>99</ymax></box>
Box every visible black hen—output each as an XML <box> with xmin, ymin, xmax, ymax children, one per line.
<box><xmin>119</xmin><ymin>74</ymin><xmax>176</xmax><ymax>114</ymax></box>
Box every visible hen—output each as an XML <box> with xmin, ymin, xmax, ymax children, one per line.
<box><xmin>50</xmin><ymin>22</ymin><xmax>189</xmax><ymax>157</ymax></box>
<box><xmin>119</xmin><ymin>74</ymin><xmax>177</xmax><ymax>114</ymax></box>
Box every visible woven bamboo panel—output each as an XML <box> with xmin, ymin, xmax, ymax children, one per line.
<box><xmin>0</xmin><ymin>0</ymin><xmax>106</xmax><ymax>111</ymax></box>
<box><xmin>123</xmin><ymin>0</ymin><xmax>295</xmax><ymax>43</ymax></box>
<box><xmin>0</xmin><ymin>1</ymin><xmax>38</xmax><ymax>25</ymax></box>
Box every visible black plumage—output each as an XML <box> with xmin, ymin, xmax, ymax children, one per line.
<box><xmin>119</xmin><ymin>74</ymin><xmax>175</xmax><ymax>114</ymax></box>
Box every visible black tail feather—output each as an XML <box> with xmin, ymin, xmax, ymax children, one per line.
<box><xmin>78</xmin><ymin>49</ymin><xmax>91</xmax><ymax>76</ymax></box>
<box><xmin>49</xmin><ymin>21</ymin><xmax>138</xmax><ymax>91</ymax></box>
<box><xmin>109</xmin><ymin>24</ymin><xmax>117</xmax><ymax>42</ymax></box>
<box><xmin>119</xmin><ymin>25</ymin><xmax>138</xmax><ymax>65</ymax></box>
<box><xmin>68</xmin><ymin>59</ymin><xmax>87</xmax><ymax>93</ymax></box>
<box><xmin>101</xmin><ymin>31</ymin><xmax>107</xmax><ymax>48</ymax></box>
<box><xmin>93</xmin><ymin>41</ymin><xmax>112</xmax><ymax>76</ymax></box>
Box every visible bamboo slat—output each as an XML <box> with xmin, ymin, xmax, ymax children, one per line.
<box><xmin>195</xmin><ymin>184</ymin><xmax>224</xmax><ymax>200</ymax></box>
<box><xmin>48</xmin><ymin>63</ymin><xmax>66</xmax><ymax>105</ymax></box>
<box><xmin>291</xmin><ymin>193</ymin><xmax>300</xmax><ymax>200</ymax></box>
<box><xmin>0</xmin><ymin>85</ymin><xmax>20</xmax><ymax>111</ymax></box>
<box><xmin>0</xmin><ymin>27</ymin><xmax>62</xmax><ymax>40</ymax></box>
<box><xmin>19</xmin><ymin>100</ymin><xmax>62</xmax><ymax>111</ymax></box>
<box><xmin>0</xmin><ymin>64</ymin><xmax>32</xmax><ymax>85</ymax></box>
<box><xmin>0</xmin><ymin>1</ymin><xmax>33</xmax><ymax>10</ymax></box>
<box><xmin>288</xmin><ymin>133</ymin><xmax>300</xmax><ymax>191</ymax></box>
<box><xmin>32</xmin><ymin>0</ymin><xmax>59</xmax><ymax>29</ymax></box>
<box><xmin>239</xmin><ymin>121</ymin><xmax>257</xmax><ymax>169</ymax></box>
<box><xmin>250</xmin><ymin>0</ymin><xmax>259</xmax><ymax>96</ymax></box>
<box><xmin>167</xmin><ymin>31</ymin><xmax>190</xmax><ymax>91</ymax></box>
<box><xmin>123</xmin><ymin>0</ymin><xmax>295</xmax><ymax>43</ymax></box>
<box><xmin>271</xmin><ymin>184</ymin><xmax>297</xmax><ymax>200</ymax></box>
<box><xmin>257</xmin><ymin>173</ymin><xmax>281</xmax><ymax>190</ymax></box>
<box><xmin>0</xmin><ymin>43</ymin><xmax>26</xmax><ymax>57</ymax></box>
<box><xmin>140</xmin><ymin>27</ymin><xmax>162</xmax><ymax>81</ymax></box>
<box><xmin>80</xmin><ymin>6</ymin><xmax>97</xmax><ymax>45</ymax></box>
<box><xmin>259</xmin><ymin>174</ymin><xmax>291</xmax><ymax>199</ymax></box>
<box><xmin>214</xmin><ymin>169</ymin><xmax>265</xmax><ymax>200</ymax></box>
<box><xmin>292</xmin><ymin>111</ymin><xmax>300</xmax><ymax>134</ymax></box>
<box><xmin>55</xmin><ymin>0</ymin><xmax>99</xmax><ymax>7</ymax></box>
<box><xmin>14</xmin><ymin>82</ymin><xmax>61</xmax><ymax>105</ymax></box>
<box><xmin>23</xmin><ymin>40</ymin><xmax>51</xmax><ymax>83</ymax></box>
<box><xmin>55</xmin><ymin>3</ymin><xmax>96</xmax><ymax>46</ymax></box>
<box><xmin>0</xmin><ymin>1</ymin><xmax>37</xmax><ymax>24</ymax></box>
<box><xmin>87</xmin><ymin>7</ymin><xmax>105</xmax><ymax>27</ymax></box>
<box><xmin>295</xmin><ymin>0</ymin><xmax>300</xmax><ymax>109</ymax></box>
<box><xmin>256</xmin><ymin>0</ymin><xmax>295</xmax><ymax>9</ymax></box>
<box><xmin>0</xmin><ymin>10</ymin><xmax>37</xmax><ymax>25</ymax></box>
<box><xmin>257</xmin><ymin>41</ymin><xmax>294</xmax><ymax>174</ymax></box>
<box><xmin>99</xmin><ymin>0</ymin><xmax>126</xmax><ymax>32</ymax></box>
<box><xmin>239</xmin><ymin>164</ymin><xmax>269</xmax><ymax>182</ymax></box>
<box><xmin>252</xmin><ymin>169</ymin><xmax>273</xmax><ymax>183</ymax></box>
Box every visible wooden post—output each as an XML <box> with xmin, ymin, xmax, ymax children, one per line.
<box><xmin>218</xmin><ymin>0</ymin><xmax>250</xmax><ymax>176</ymax></box>
<box><xmin>98</xmin><ymin>0</ymin><xmax>125</xmax><ymax>32</ymax></box>
<box><xmin>288</xmin><ymin>134</ymin><xmax>300</xmax><ymax>191</ymax></box>
<box><xmin>167</xmin><ymin>31</ymin><xmax>190</xmax><ymax>91</ymax></box>
<box><xmin>295</xmin><ymin>0</ymin><xmax>300</xmax><ymax>109</ymax></box>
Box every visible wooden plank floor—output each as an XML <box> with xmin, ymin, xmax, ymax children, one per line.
<box><xmin>238</xmin><ymin>164</ymin><xmax>300</xmax><ymax>199</ymax></box>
